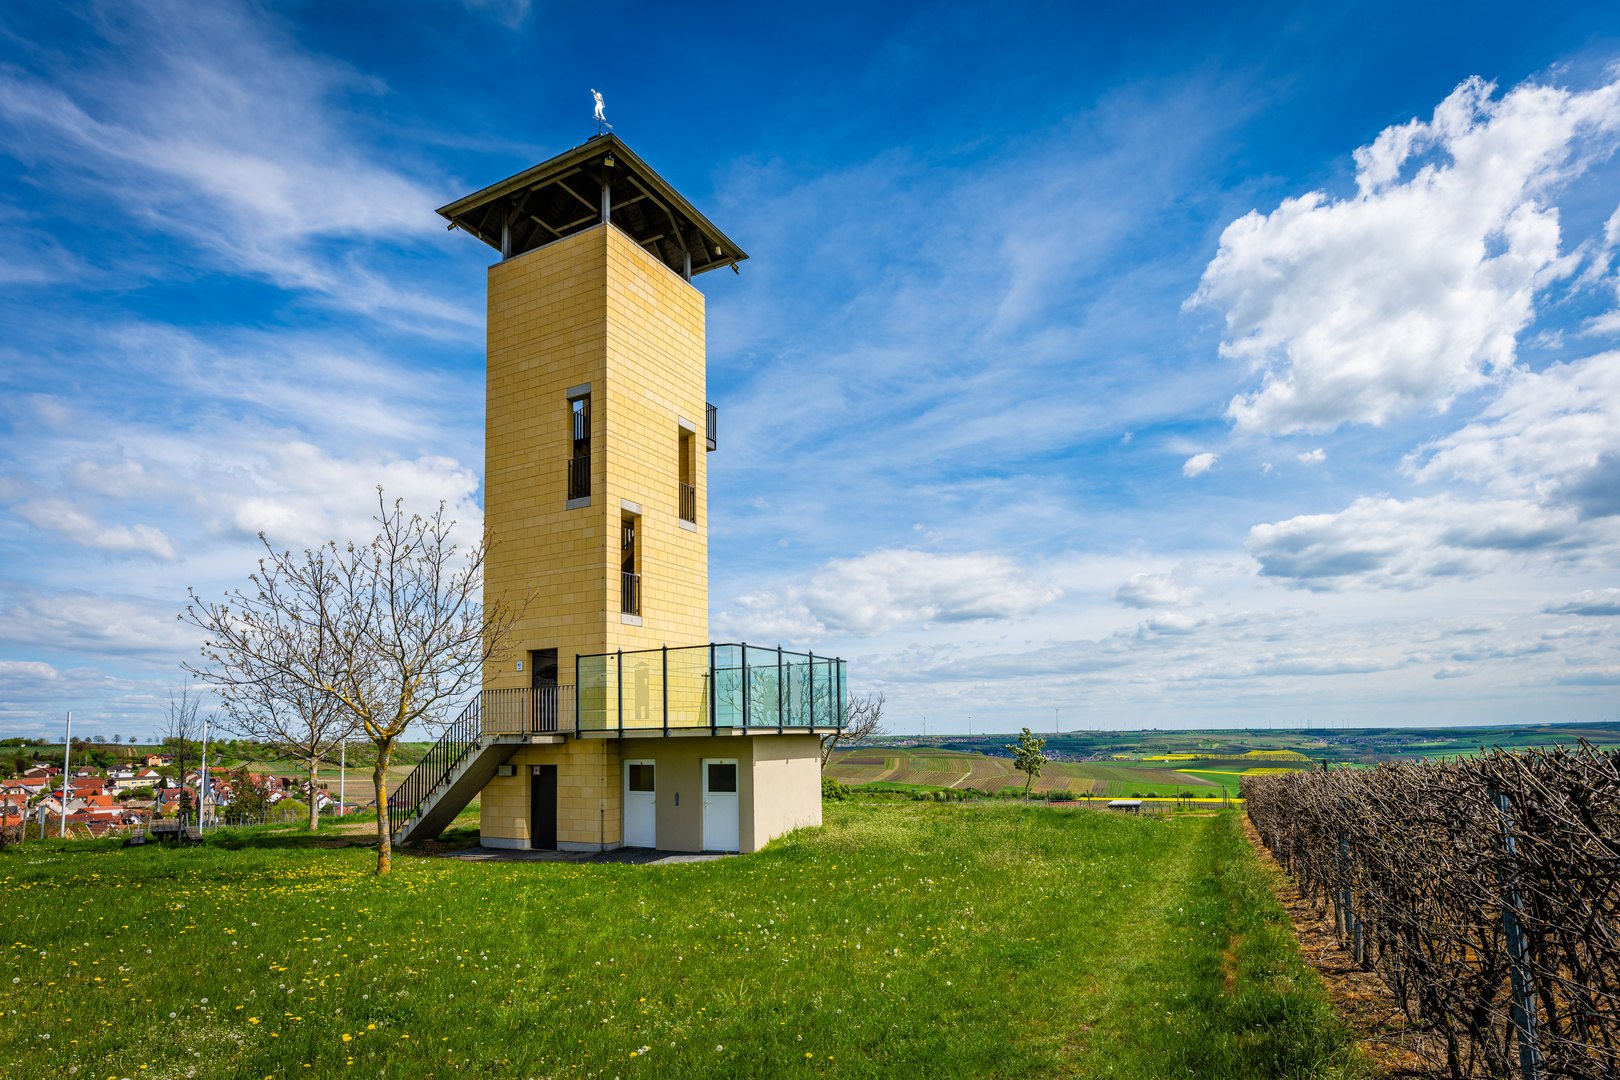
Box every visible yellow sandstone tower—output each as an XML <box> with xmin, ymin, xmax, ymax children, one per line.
<box><xmin>388</xmin><ymin>134</ymin><xmax>846</xmax><ymax>854</ymax></box>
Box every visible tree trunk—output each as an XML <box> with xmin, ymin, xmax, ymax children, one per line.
<box><xmin>306</xmin><ymin>755</ymin><xmax>320</xmax><ymax>831</ymax></box>
<box><xmin>372</xmin><ymin>739</ymin><xmax>393</xmax><ymax>876</ymax></box>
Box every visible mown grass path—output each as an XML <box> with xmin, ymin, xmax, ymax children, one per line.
<box><xmin>0</xmin><ymin>806</ymin><xmax>1358</xmax><ymax>1079</ymax></box>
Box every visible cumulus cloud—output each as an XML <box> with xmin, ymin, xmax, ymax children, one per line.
<box><xmin>1434</xmin><ymin>665</ymin><xmax>1471</xmax><ymax>679</ymax></box>
<box><xmin>1182</xmin><ymin>452</ymin><xmax>1218</xmax><ymax>477</ymax></box>
<box><xmin>1112</xmin><ymin>573</ymin><xmax>1204</xmax><ymax>608</ymax></box>
<box><xmin>1246</xmin><ymin>494</ymin><xmax>1577</xmax><ymax>591</ymax></box>
<box><xmin>1544</xmin><ymin>588</ymin><xmax>1620</xmax><ymax>616</ymax></box>
<box><xmin>1298</xmin><ymin>448</ymin><xmax>1325</xmax><ymax>465</ymax></box>
<box><xmin>717</xmin><ymin>549</ymin><xmax>1059</xmax><ymax>640</ymax></box>
<box><xmin>1190</xmin><ymin>75</ymin><xmax>1620</xmax><ymax>436</ymax></box>
<box><xmin>208</xmin><ymin>440</ymin><xmax>481</xmax><ymax>549</ymax></box>
<box><xmin>1406</xmin><ymin>351</ymin><xmax>1620</xmax><ymax>515</ymax></box>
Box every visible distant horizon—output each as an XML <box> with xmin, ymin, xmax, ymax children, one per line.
<box><xmin>10</xmin><ymin>715</ymin><xmax>1619</xmax><ymax>748</ymax></box>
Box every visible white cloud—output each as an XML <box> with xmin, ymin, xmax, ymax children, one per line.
<box><xmin>208</xmin><ymin>441</ymin><xmax>481</xmax><ymax>549</ymax></box>
<box><xmin>0</xmin><ymin>584</ymin><xmax>201</xmax><ymax>665</ymax></box>
<box><xmin>1245</xmin><ymin>494</ymin><xmax>1579</xmax><ymax>591</ymax></box>
<box><xmin>1556</xmin><ymin>667</ymin><xmax>1620</xmax><ymax>685</ymax></box>
<box><xmin>1190</xmin><ymin>75</ymin><xmax>1620</xmax><ymax>436</ymax></box>
<box><xmin>1406</xmin><ymin>351</ymin><xmax>1620</xmax><ymax>517</ymax></box>
<box><xmin>1182</xmin><ymin>452</ymin><xmax>1218</xmax><ymax>477</ymax></box>
<box><xmin>1447</xmin><ymin>639</ymin><xmax>1553</xmax><ymax>661</ymax></box>
<box><xmin>1253</xmin><ymin>350</ymin><xmax>1620</xmax><ymax>595</ymax></box>
<box><xmin>1249</xmin><ymin>656</ymin><xmax>1399</xmax><ymax>676</ymax></box>
<box><xmin>1434</xmin><ymin>665</ymin><xmax>1471</xmax><ymax>679</ymax></box>
<box><xmin>0</xmin><ymin>660</ymin><xmax>63</xmax><ymax>684</ymax></box>
<box><xmin>0</xmin><ymin>481</ymin><xmax>178</xmax><ymax>560</ymax></box>
<box><xmin>1112</xmin><ymin>573</ymin><xmax>1204</xmax><ymax>608</ymax></box>
<box><xmin>1544</xmin><ymin>588</ymin><xmax>1620</xmax><ymax>616</ymax></box>
<box><xmin>717</xmin><ymin>549</ymin><xmax>1059</xmax><ymax>640</ymax></box>
<box><xmin>1297</xmin><ymin>448</ymin><xmax>1325</xmax><ymax>465</ymax></box>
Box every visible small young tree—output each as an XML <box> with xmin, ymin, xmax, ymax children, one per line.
<box><xmin>819</xmin><ymin>692</ymin><xmax>888</xmax><ymax>770</ymax></box>
<box><xmin>226</xmin><ymin>766</ymin><xmax>272</xmax><ymax>821</ymax></box>
<box><xmin>1006</xmin><ymin>727</ymin><xmax>1049</xmax><ymax>802</ymax></box>
<box><xmin>160</xmin><ymin>686</ymin><xmax>206</xmax><ymax>780</ymax></box>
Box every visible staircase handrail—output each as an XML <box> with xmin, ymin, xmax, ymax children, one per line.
<box><xmin>387</xmin><ymin>695</ymin><xmax>482</xmax><ymax>838</ymax></box>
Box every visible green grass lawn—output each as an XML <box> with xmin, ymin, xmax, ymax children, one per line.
<box><xmin>0</xmin><ymin>805</ymin><xmax>1359</xmax><ymax>1079</ymax></box>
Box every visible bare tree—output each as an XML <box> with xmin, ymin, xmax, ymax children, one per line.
<box><xmin>184</xmin><ymin>490</ymin><xmax>517</xmax><ymax>875</ymax></box>
<box><xmin>160</xmin><ymin>686</ymin><xmax>206</xmax><ymax>779</ymax></box>
<box><xmin>206</xmin><ymin>660</ymin><xmax>357</xmax><ymax>832</ymax></box>
<box><xmin>820</xmin><ymin>692</ymin><xmax>888</xmax><ymax>770</ymax></box>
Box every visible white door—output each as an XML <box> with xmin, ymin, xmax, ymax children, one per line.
<box><xmin>702</xmin><ymin>758</ymin><xmax>739</xmax><ymax>852</ymax></box>
<box><xmin>624</xmin><ymin>760</ymin><xmax>656</xmax><ymax>848</ymax></box>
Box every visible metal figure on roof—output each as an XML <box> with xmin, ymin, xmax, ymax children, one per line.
<box><xmin>592</xmin><ymin>89</ymin><xmax>611</xmax><ymax>133</ymax></box>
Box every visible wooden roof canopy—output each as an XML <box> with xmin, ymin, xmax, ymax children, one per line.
<box><xmin>436</xmin><ymin>133</ymin><xmax>747</xmax><ymax>278</ymax></box>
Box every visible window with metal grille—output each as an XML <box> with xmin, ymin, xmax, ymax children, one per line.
<box><xmin>621</xmin><ymin>516</ymin><xmax>640</xmax><ymax>615</ymax></box>
<box><xmin>568</xmin><ymin>395</ymin><xmax>590</xmax><ymax>501</ymax></box>
<box><xmin>678</xmin><ymin>428</ymin><xmax>696</xmax><ymax>524</ymax></box>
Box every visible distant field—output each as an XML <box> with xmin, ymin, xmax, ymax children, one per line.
<box><xmin>826</xmin><ymin>748</ymin><xmax>1225</xmax><ymax>797</ymax></box>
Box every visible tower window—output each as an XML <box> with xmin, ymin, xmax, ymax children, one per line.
<box><xmin>621</xmin><ymin>515</ymin><xmax>641</xmax><ymax>616</ymax></box>
<box><xmin>678</xmin><ymin>428</ymin><xmax>696</xmax><ymax>524</ymax></box>
<box><xmin>568</xmin><ymin>394</ymin><xmax>591</xmax><ymax>501</ymax></box>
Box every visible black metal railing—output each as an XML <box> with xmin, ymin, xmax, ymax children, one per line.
<box><xmin>567</xmin><ymin>454</ymin><xmax>590</xmax><ymax>500</ymax></box>
<box><xmin>482</xmin><ymin>686</ymin><xmax>577</xmax><ymax>735</ymax></box>
<box><xmin>621</xmin><ymin>571</ymin><xmax>641</xmax><ymax>615</ymax></box>
<box><xmin>387</xmin><ymin>695</ymin><xmax>481</xmax><ymax>838</ymax></box>
<box><xmin>705</xmin><ymin>403</ymin><xmax>717</xmax><ymax>451</ymax></box>
<box><xmin>387</xmin><ymin>686</ymin><xmax>584</xmax><ymax>838</ymax></box>
<box><xmin>679</xmin><ymin>482</ymin><xmax>696</xmax><ymax>523</ymax></box>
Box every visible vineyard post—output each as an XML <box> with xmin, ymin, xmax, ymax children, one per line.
<box><xmin>1336</xmin><ymin>829</ymin><xmax>1350</xmax><ymax>943</ymax></box>
<box><xmin>1490</xmin><ymin>786</ymin><xmax>1541</xmax><ymax>1080</ymax></box>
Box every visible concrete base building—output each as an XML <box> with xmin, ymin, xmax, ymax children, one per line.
<box><xmin>388</xmin><ymin>135</ymin><xmax>846</xmax><ymax>854</ymax></box>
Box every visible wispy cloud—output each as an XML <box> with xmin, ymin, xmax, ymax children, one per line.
<box><xmin>716</xmin><ymin>548</ymin><xmax>1059</xmax><ymax>641</ymax></box>
<box><xmin>0</xmin><ymin>0</ymin><xmax>468</xmax><ymax>323</ymax></box>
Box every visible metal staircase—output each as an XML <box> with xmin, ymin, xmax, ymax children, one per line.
<box><xmin>389</xmin><ymin>687</ymin><xmax>575</xmax><ymax>846</ymax></box>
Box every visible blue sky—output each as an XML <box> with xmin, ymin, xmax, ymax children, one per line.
<box><xmin>5</xmin><ymin>0</ymin><xmax>1620</xmax><ymax>738</ymax></box>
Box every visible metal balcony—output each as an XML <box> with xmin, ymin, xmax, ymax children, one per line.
<box><xmin>577</xmin><ymin>643</ymin><xmax>849</xmax><ymax>735</ymax></box>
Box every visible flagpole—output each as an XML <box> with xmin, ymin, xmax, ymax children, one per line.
<box><xmin>59</xmin><ymin>712</ymin><xmax>71</xmax><ymax>838</ymax></box>
<box><xmin>199</xmin><ymin>713</ymin><xmax>210</xmax><ymax>831</ymax></box>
